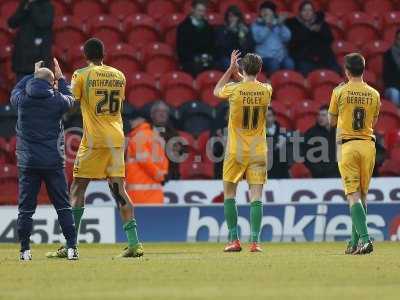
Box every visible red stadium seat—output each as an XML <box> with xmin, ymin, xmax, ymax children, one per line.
<box><xmin>0</xmin><ymin>163</ymin><xmax>18</xmax><ymax>203</ymax></box>
<box><xmin>218</xmin><ymin>0</ymin><xmax>251</xmax><ymax>14</ymax></box>
<box><xmin>54</xmin><ymin>16</ymin><xmax>87</xmax><ymax>52</ymax></box>
<box><xmin>207</xmin><ymin>13</ymin><xmax>224</xmax><ymax>26</ymax></box>
<box><xmin>179</xmin><ymin>131</ymin><xmax>197</xmax><ymax>154</ymax></box>
<box><xmin>290</xmin><ymin>163</ymin><xmax>312</xmax><ymax>178</ymax></box>
<box><xmin>379</xmin><ymin>159</ymin><xmax>400</xmax><ymax>176</ymax></box>
<box><xmin>293</xmin><ymin>100</ymin><xmax>319</xmax><ymax>133</ymax></box>
<box><xmin>328</xmin><ymin>0</ymin><xmax>359</xmax><ymax>17</ymax></box>
<box><xmin>146</xmin><ymin>0</ymin><xmax>178</xmax><ymax>21</ymax></box>
<box><xmin>0</xmin><ymin>136</ymin><xmax>16</xmax><ymax>164</ymax></box>
<box><xmin>53</xmin><ymin>0</ymin><xmax>68</xmax><ymax>16</ymax></box>
<box><xmin>270</xmin><ymin>101</ymin><xmax>292</xmax><ymax>130</ymax></box>
<box><xmin>109</xmin><ymin>0</ymin><xmax>142</xmax><ymax>20</ymax></box>
<box><xmin>384</xmin><ymin>128</ymin><xmax>400</xmax><ymax>150</ymax></box>
<box><xmin>0</xmin><ymin>86</ymin><xmax>9</xmax><ymax>105</ymax></box>
<box><xmin>307</xmin><ymin>69</ymin><xmax>342</xmax><ymax>102</ymax></box>
<box><xmin>0</xmin><ymin>0</ymin><xmax>18</xmax><ymax>19</ymax></box>
<box><xmin>363</xmin><ymin>0</ymin><xmax>393</xmax><ymax>17</ymax></box>
<box><xmin>0</xmin><ymin>45</ymin><xmax>14</xmax><ymax>83</ymax></box>
<box><xmin>383</xmin><ymin>11</ymin><xmax>400</xmax><ymax>42</ymax></box>
<box><xmin>363</xmin><ymin>70</ymin><xmax>378</xmax><ymax>89</ymax></box>
<box><xmin>271</xmin><ymin>71</ymin><xmax>307</xmax><ymax>106</ymax></box>
<box><xmin>180</xmin><ymin>156</ymin><xmax>214</xmax><ymax>179</ymax></box>
<box><xmin>160</xmin><ymin>72</ymin><xmax>198</xmax><ymax>108</ymax></box>
<box><xmin>72</xmin><ymin>0</ymin><xmax>105</xmax><ymax>22</ymax></box>
<box><xmin>68</xmin><ymin>45</ymin><xmax>87</xmax><ymax>71</ymax></box>
<box><xmin>375</xmin><ymin>100</ymin><xmax>400</xmax><ymax>135</ymax></box>
<box><xmin>390</xmin><ymin>147</ymin><xmax>400</xmax><ymax>161</ymax></box>
<box><xmin>0</xmin><ymin>180</ymin><xmax>18</xmax><ymax>205</ymax></box>
<box><xmin>0</xmin><ymin>20</ymin><xmax>12</xmax><ymax>48</ymax></box>
<box><xmin>346</xmin><ymin>12</ymin><xmax>380</xmax><ymax>48</ymax></box>
<box><xmin>109</xmin><ymin>43</ymin><xmax>142</xmax><ymax>82</ymax></box>
<box><xmin>88</xmin><ymin>15</ymin><xmax>122</xmax><ymax>48</ymax></box>
<box><xmin>325</xmin><ymin>13</ymin><xmax>345</xmax><ymax>40</ymax></box>
<box><xmin>363</xmin><ymin>40</ymin><xmax>391</xmax><ymax>77</ymax></box>
<box><xmin>127</xmin><ymin>72</ymin><xmax>161</xmax><ymax>108</ymax></box>
<box><xmin>143</xmin><ymin>42</ymin><xmax>177</xmax><ymax>79</ymax></box>
<box><xmin>197</xmin><ymin>130</ymin><xmax>211</xmax><ymax>157</ymax></box>
<box><xmin>332</xmin><ymin>40</ymin><xmax>358</xmax><ymax>66</ymax></box>
<box><xmin>124</xmin><ymin>14</ymin><xmax>160</xmax><ymax>48</ymax></box>
<box><xmin>196</xmin><ymin>70</ymin><xmax>223</xmax><ymax>107</ymax></box>
<box><xmin>37</xmin><ymin>183</ymin><xmax>51</xmax><ymax>204</ymax></box>
<box><xmin>160</xmin><ymin>14</ymin><xmax>185</xmax><ymax>48</ymax></box>
<box><xmin>243</xmin><ymin>12</ymin><xmax>258</xmax><ymax>25</ymax></box>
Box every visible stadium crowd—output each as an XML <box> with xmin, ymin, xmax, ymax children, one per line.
<box><xmin>1</xmin><ymin>0</ymin><xmax>400</xmax><ymax>205</ymax></box>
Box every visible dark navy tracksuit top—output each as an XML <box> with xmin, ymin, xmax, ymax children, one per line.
<box><xmin>10</xmin><ymin>75</ymin><xmax>75</xmax><ymax>170</ymax></box>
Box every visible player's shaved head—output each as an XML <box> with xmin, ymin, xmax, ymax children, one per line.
<box><xmin>84</xmin><ymin>38</ymin><xmax>104</xmax><ymax>63</ymax></box>
<box><xmin>241</xmin><ymin>53</ymin><xmax>263</xmax><ymax>76</ymax></box>
<box><xmin>344</xmin><ymin>53</ymin><xmax>365</xmax><ymax>77</ymax></box>
<box><xmin>34</xmin><ymin>68</ymin><xmax>55</xmax><ymax>84</ymax></box>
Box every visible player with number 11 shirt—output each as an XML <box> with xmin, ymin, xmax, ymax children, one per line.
<box><xmin>214</xmin><ymin>50</ymin><xmax>272</xmax><ymax>252</ymax></box>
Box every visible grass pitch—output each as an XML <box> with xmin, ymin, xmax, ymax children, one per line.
<box><xmin>0</xmin><ymin>242</ymin><xmax>399</xmax><ymax>300</ymax></box>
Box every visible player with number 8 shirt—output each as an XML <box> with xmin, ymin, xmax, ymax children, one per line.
<box><xmin>46</xmin><ymin>38</ymin><xmax>144</xmax><ymax>259</ymax></box>
<box><xmin>329</xmin><ymin>53</ymin><xmax>380</xmax><ymax>255</ymax></box>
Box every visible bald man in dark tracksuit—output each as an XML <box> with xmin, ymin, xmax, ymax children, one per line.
<box><xmin>10</xmin><ymin>60</ymin><xmax>78</xmax><ymax>261</ymax></box>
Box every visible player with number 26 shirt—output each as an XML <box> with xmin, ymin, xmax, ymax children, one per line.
<box><xmin>71</xmin><ymin>56</ymin><xmax>126</xmax><ymax>178</ymax></box>
<box><xmin>47</xmin><ymin>38</ymin><xmax>143</xmax><ymax>260</ymax></box>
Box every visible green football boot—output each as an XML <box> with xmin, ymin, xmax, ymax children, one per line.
<box><xmin>114</xmin><ymin>243</ymin><xmax>144</xmax><ymax>259</ymax></box>
<box><xmin>46</xmin><ymin>246</ymin><xmax>68</xmax><ymax>259</ymax></box>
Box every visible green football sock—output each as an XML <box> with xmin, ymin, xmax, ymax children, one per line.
<box><xmin>72</xmin><ymin>207</ymin><xmax>85</xmax><ymax>235</ymax></box>
<box><xmin>123</xmin><ymin>219</ymin><xmax>140</xmax><ymax>247</ymax></box>
<box><xmin>250</xmin><ymin>200</ymin><xmax>262</xmax><ymax>243</ymax></box>
<box><xmin>351</xmin><ymin>202</ymin><xmax>369</xmax><ymax>243</ymax></box>
<box><xmin>350</xmin><ymin>223</ymin><xmax>359</xmax><ymax>247</ymax></box>
<box><xmin>350</xmin><ymin>201</ymin><xmax>368</xmax><ymax>247</ymax></box>
<box><xmin>362</xmin><ymin>201</ymin><xmax>367</xmax><ymax>214</ymax></box>
<box><xmin>224</xmin><ymin>198</ymin><xmax>238</xmax><ymax>241</ymax></box>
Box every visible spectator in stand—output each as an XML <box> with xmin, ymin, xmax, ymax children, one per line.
<box><xmin>383</xmin><ymin>29</ymin><xmax>400</xmax><ymax>106</ymax></box>
<box><xmin>177</xmin><ymin>0</ymin><xmax>215</xmax><ymax>76</ymax></box>
<box><xmin>8</xmin><ymin>0</ymin><xmax>54</xmax><ymax>82</ymax></box>
<box><xmin>150</xmin><ymin>101</ymin><xmax>181</xmax><ymax>180</ymax></box>
<box><xmin>126</xmin><ymin>117</ymin><xmax>169</xmax><ymax>205</ymax></box>
<box><xmin>251</xmin><ymin>1</ymin><xmax>293</xmax><ymax>75</ymax></box>
<box><xmin>266</xmin><ymin>108</ymin><xmax>290</xmax><ymax>178</ymax></box>
<box><xmin>285</xmin><ymin>0</ymin><xmax>340</xmax><ymax>76</ymax></box>
<box><xmin>215</xmin><ymin>5</ymin><xmax>254</xmax><ymax>71</ymax></box>
<box><xmin>303</xmin><ymin>105</ymin><xmax>339</xmax><ymax>178</ymax></box>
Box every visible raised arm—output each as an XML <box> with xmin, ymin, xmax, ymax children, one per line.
<box><xmin>213</xmin><ymin>50</ymin><xmax>241</xmax><ymax>97</ymax></box>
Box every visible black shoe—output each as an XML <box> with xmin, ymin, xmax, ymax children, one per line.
<box><xmin>354</xmin><ymin>240</ymin><xmax>373</xmax><ymax>255</ymax></box>
<box><xmin>344</xmin><ymin>241</ymin><xmax>357</xmax><ymax>255</ymax></box>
